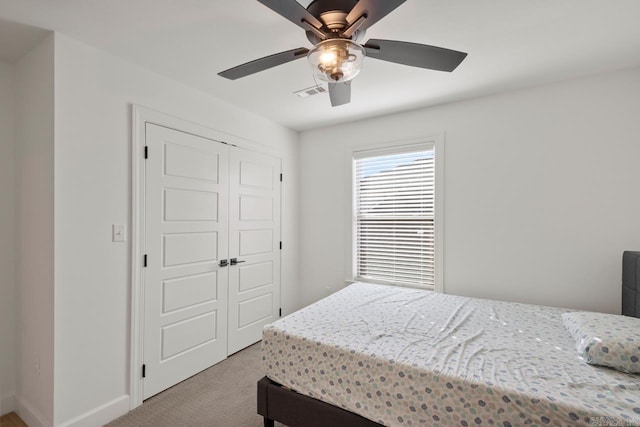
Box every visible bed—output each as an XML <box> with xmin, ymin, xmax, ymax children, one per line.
<box><xmin>258</xmin><ymin>252</ymin><xmax>640</xmax><ymax>427</ymax></box>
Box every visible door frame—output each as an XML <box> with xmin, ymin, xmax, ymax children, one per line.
<box><xmin>130</xmin><ymin>105</ymin><xmax>281</xmax><ymax>409</ymax></box>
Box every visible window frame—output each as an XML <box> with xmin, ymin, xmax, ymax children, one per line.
<box><xmin>344</xmin><ymin>136</ymin><xmax>444</xmax><ymax>292</ymax></box>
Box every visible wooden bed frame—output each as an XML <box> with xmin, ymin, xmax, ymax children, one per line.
<box><xmin>257</xmin><ymin>251</ymin><xmax>640</xmax><ymax>427</ymax></box>
<box><xmin>257</xmin><ymin>376</ymin><xmax>381</xmax><ymax>427</ymax></box>
<box><xmin>622</xmin><ymin>251</ymin><xmax>640</xmax><ymax>318</ymax></box>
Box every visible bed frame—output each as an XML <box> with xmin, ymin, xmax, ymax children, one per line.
<box><xmin>257</xmin><ymin>376</ymin><xmax>381</xmax><ymax>427</ymax></box>
<box><xmin>258</xmin><ymin>251</ymin><xmax>640</xmax><ymax>426</ymax></box>
<box><xmin>622</xmin><ymin>251</ymin><xmax>640</xmax><ymax>318</ymax></box>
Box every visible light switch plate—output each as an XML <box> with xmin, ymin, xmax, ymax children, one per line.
<box><xmin>112</xmin><ymin>224</ymin><xmax>126</xmax><ymax>242</ymax></box>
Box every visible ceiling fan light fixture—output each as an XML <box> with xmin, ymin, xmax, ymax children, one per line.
<box><xmin>307</xmin><ymin>39</ymin><xmax>365</xmax><ymax>83</ymax></box>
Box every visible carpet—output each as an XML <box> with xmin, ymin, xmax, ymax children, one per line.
<box><xmin>107</xmin><ymin>342</ymin><xmax>284</xmax><ymax>427</ymax></box>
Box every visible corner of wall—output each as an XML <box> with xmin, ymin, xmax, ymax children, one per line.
<box><xmin>15</xmin><ymin>395</ymin><xmax>49</xmax><ymax>427</ymax></box>
<box><xmin>14</xmin><ymin>29</ymin><xmax>56</xmax><ymax>427</ymax></box>
<box><xmin>0</xmin><ymin>56</ymin><xmax>17</xmax><ymax>418</ymax></box>
<box><xmin>1</xmin><ymin>394</ymin><xmax>15</xmax><ymax>417</ymax></box>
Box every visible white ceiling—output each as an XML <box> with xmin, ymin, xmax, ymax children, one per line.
<box><xmin>1</xmin><ymin>0</ymin><xmax>640</xmax><ymax>131</ymax></box>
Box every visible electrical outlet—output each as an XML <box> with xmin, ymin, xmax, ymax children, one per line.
<box><xmin>325</xmin><ymin>287</ymin><xmax>332</xmax><ymax>295</ymax></box>
<box><xmin>34</xmin><ymin>354</ymin><xmax>40</xmax><ymax>376</ymax></box>
<box><xmin>112</xmin><ymin>224</ymin><xmax>126</xmax><ymax>242</ymax></box>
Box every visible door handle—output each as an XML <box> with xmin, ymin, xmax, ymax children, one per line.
<box><xmin>219</xmin><ymin>259</ymin><xmax>228</xmax><ymax>267</ymax></box>
<box><xmin>230</xmin><ymin>258</ymin><xmax>245</xmax><ymax>266</ymax></box>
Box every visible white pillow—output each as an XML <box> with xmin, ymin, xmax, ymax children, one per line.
<box><xmin>562</xmin><ymin>311</ymin><xmax>640</xmax><ymax>374</ymax></box>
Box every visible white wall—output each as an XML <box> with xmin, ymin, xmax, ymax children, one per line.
<box><xmin>52</xmin><ymin>33</ymin><xmax>299</xmax><ymax>426</ymax></box>
<box><xmin>0</xmin><ymin>61</ymin><xmax>17</xmax><ymax>416</ymax></box>
<box><xmin>299</xmin><ymin>67</ymin><xmax>640</xmax><ymax>313</ymax></box>
<box><xmin>14</xmin><ymin>34</ymin><xmax>56</xmax><ymax>427</ymax></box>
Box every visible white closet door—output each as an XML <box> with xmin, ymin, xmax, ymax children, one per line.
<box><xmin>227</xmin><ymin>147</ymin><xmax>281</xmax><ymax>354</ymax></box>
<box><xmin>143</xmin><ymin>123</ymin><xmax>229</xmax><ymax>399</ymax></box>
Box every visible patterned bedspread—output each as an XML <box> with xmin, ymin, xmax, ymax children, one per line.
<box><xmin>262</xmin><ymin>282</ymin><xmax>640</xmax><ymax>426</ymax></box>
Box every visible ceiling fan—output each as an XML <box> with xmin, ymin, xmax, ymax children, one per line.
<box><xmin>218</xmin><ymin>0</ymin><xmax>467</xmax><ymax>107</ymax></box>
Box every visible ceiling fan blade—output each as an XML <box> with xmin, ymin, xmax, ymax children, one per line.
<box><xmin>257</xmin><ymin>0</ymin><xmax>323</xmax><ymax>31</ymax></box>
<box><xmin>329</xmin><ymin>82</ymin><xmax>351</xmax><ymax>107</ymax></box>
<box><xmin>218</xmin><ymin>48</ymin><xmax>309</xmax><ymax>80</ymax></box>
<box><xmin>346</xmin><ymin>0</ymin><xmax>406</xmax><ymax>31</ymax></box>
<box><xmin>364</xmin><ymin>39</ymin><xmax>467</xmax><ymax>72</ymax></box>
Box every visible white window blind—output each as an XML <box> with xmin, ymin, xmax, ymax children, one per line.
<box><xmin>354</xmin><ymin>147</ymin><xmax>435</xmax><ymax>289</ymax></box>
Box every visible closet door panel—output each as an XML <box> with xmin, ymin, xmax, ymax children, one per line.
<box><xmin>143</xmin><ymin>123</ymin><xmax>229</xmax><ymax>399</ymax></box>
<box><xmin>228</xmin><ymin>147</ymin><xmax>281</xmax><ymax>355</ymax></box>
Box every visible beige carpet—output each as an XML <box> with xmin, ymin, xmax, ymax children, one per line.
<box><xmin>107</xmin><ymin>342</ymin><xmax>284</xmax><ymax>427</ymax></box>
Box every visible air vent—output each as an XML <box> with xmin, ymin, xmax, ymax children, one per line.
<box><xmin>294</xmin><ymin>85</ymin><xmax>327</xmax><ymax>98</ymax></box>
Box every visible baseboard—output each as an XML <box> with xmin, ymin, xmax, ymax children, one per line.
<box><xmin>15</xmin><ymin>395</ymin><xmax>49</xmax><ymax>427</ymax></box>
<box><xmin>1</xmin><ymin>393</ymin><xmax>15</xmax><ymax>416</ymax></box>
<box><xmin>56</xmin><ymin>395</ymin><xmax>129</xmax><ymax>427</ymax></box>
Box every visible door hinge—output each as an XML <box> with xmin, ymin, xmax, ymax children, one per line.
<box><xmin>142</xmin><ymin>364</ymin><xmax>146</xmax><ymax>378</ymax></box>
<box><xmin>143</xmin><ymin>254</ymin><xmax>147</xmax><ymax>267</ymax></box>
<box><xmin>279</xmin><ymin>241</ymin><xmax>282</xmax><ymax>250</ymax></box>
<box><xmin>280</xmin><ymin>173</ymin><xmax>283</xmax><ymax>182</ymax></box>
<box><xmin>144</xmin><ymin>146</ymin><xmax>148</xmax><ymax>159</ymax></box>
<box><xmin>279</xmin><ymin>308</ymin><xmax>282</xmax><ymax>317</ymax></box>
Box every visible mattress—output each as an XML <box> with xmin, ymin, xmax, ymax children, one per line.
<box><xmin>261</xmin><ymin>282</ymin><xmax>640</xmax><ymax>427</ymax></box>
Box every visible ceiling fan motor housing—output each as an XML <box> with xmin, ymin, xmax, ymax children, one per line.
<box><xmin>320</xmin><ymin>11</ymin><xmax>348</xmax><ymax>30</ymax></box>
<box><xmin>305</xmin><ymin>0</ymin><xmax>365</xmax><ymax>44</ymax></box>
<box><xmin>306</xmin><ymin>0</ymin><xmax>358</xmax><ymax>18</ymax></box>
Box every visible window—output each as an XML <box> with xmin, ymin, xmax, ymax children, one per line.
<box><xmin>352</xmin><ymin>142</ymin><xmax>440</xmax><ymax>290</ymax></box>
